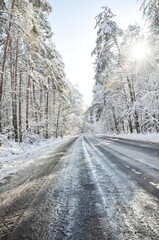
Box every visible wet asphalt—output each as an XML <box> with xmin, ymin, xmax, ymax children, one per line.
<box><xmin>0</xmin><ymin>135</ymin><xmax>159</xmax><ymax>240</ymax></box>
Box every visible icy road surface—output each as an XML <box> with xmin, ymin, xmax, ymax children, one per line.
<box><xmin>0</xmin><ymin>135</ymin><xmax>159</xmax><ymax>240</ymax></box>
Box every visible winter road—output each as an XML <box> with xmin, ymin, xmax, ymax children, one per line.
<box><xmin>0</xmin><ymin>135</ymin><xmax>159</xmax><ymax>240</ymax></box>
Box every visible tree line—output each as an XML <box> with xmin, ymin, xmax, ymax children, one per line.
<box><xmin>83</xmin><ymin>0</ymin><xmax>159</xmax><ymax>134</ymax></box>
<box><xmin>0</xmin><ymin>0</ymin><xmax>83</xmax><ymax>144</ymax></box>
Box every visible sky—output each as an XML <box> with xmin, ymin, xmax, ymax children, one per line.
<box><xmin>48</xmin><ymin>0</ymin><xmax>143</xmax><ymax>105</ymax></box>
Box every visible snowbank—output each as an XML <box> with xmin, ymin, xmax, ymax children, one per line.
<box><xmin>0</xmin><ymin>136</ymin><xmax>72</xmax><ymax>182</ymax></box>
<box><xmin>105</xmin><ymin>133</ymin><xmax>159</xmax><ymax>143</ymax></box>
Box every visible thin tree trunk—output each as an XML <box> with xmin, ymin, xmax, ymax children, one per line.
<box><xmin>12</xmin><ymin>38</ymin><xmax>19</xmax><ymax>142</ymax></box>
<box><xmin>112</xmin><ymin>106</ymin><xmax>118</xmax><ymax>133</ymax></box>
<box><xmin>128</xmin><ymin>118</ymin><xmax>133</xmax><ymax>133</ymax></box>
<box><xmin>10</xmin><ymin>38</ymin><xmax>14</xmax><ymax>139</ymax></box>
<box><xmin>126</xmin><ymin>76</ymin><xmax>140</xmax><ymax>133</ymax></box>
<box><xmin>134</xmin><ymin>110</ymin><xmax>140</xmax><ymax>133</ymax></box>
<box><xmin>32</xmin><ymin>83</ymin><xmax>39</xmax><ymax>134</ymax></box>
<box><xmin>55</xmin><ymin>103</ymin><xmax>61</xmax><ymax>138</ymax></box>
<box><xmin>126</xmin><ymin>76</ymin><xmax>134</xmax><ymax>103</ymax></box>
<box><xmin>123</xmin><ymin>84</ymin><xmax>133</xmax><ymax>133</ymax></box>
<box><xmin>0</xmin><ymin>0</ymin><xmax>15</xmax><ymax>135</ymax></box>
<box><xmin>45</xmin><ymin>78</ymin><xmax>49</xmax><ymax>139</ymax></box>
<box><xmin>39</xmin><ymin>85</ymin><xmax>43</xmax><ymax>135</ymax></box>
<box><xmin>26</xmin><ymin>76</ymin><xmax>30</xmax><ymax>131</ymax></box>
<box><xmin>19</xmin><ymin>72</ymin><xmax>22</xmax><ymax>142</ymax></box>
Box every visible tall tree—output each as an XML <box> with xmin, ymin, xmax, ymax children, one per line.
<box><xmin>84</xmin><ymin>5</ymin><xmax>159</xmax><ymax>134</ymax></box>
<box><xmin>0</xmin><ymin>0</ymin><xmax>84</xmax><ymax>144</ymax></box>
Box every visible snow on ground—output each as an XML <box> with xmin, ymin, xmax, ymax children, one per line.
<box><xmin>0</xmin><ymin>132</ymin><xmax>158</xmax><ymax>184</ymax></box>
<box><xmin>0</xmin><ymin>136</ymin><xmax>73</xmax><ymax>182</ymax></box>
<box><xmin>103</xmin><ymin>133</ymin><xmax>159</xmax><ymax>143</ymax></box>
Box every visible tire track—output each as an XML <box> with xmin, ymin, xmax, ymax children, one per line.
<box><xmin>83</xmin><ymin>136</ymin><xmax>159</xmax><ymax>239</ymax></box>
<box><xmin>0</xmin><ymin>138</ymin><xmax>77</xmax><ymax>239</ymax></box>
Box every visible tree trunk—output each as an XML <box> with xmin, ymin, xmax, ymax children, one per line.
<box><xmin>33</xmin><ymin>83</ymin><xmax>39</xmax><ymax>134</ymax></box>
<box><xmin>55</xmin><ymin>103</ymin><xmax>61</xmax><ymax>138</ymax></box>
<box><xmin>128</xmin><ymin>118</ymin><xmax>133</xmax><ymax>133</ymax></box>
<box><xmin>126</xmin><ymin>76</ymin><xmax>140</xmax><ymax>133</ymax></box>
<box><xmin>19</xmin><ymin>72</ymin><xmax>22</xmax><ymax>142</ymax></box>
<box><xmin>112</xmin><ymin>106</ymin><xmax>118</xmax><ymax>133</ymax></box>
<box><xmin>39</xmin><ymin>85</ymin><xmax>43</xmax><ymax>135</ymax></box>
<box><xmin>134</xmin><ymin>110</ymin><xmax>140</xmax><ymax>133</ymax></box>
<box><xmin>45</xmin><ymin>81</ymin><xmax>49</xmax><ymax>139</ymax></box>
<box><xmin>126</xmin><ymin>76</ymin><xmax>134</xmax><ymax>103</ymax></box>
<box><xmin>12</xmin><ymin>38</ymin><xmax>19</xmax><ymax>142</ymax></box>
<box><xmin>0</xmin><ymin>0</ymin><xmax>15</xmax><ymax>135</ymax></box>
<box><xmin>26</xmin><ymin>76</ymin><xmax>30</xmax><ymax>131</ymax></box>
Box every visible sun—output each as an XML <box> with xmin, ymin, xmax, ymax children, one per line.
<box><xmin>131</xmin><ymin>42</ymin><xmax>147</xmax><ymax>60</ymax></box>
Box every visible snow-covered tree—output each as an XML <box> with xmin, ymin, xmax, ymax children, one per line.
<box><xmin>84</xmin><ymin>5</ymin><xmax>159</xmax><ymax>134</ymax></box>
<box><xmin>0</xmin><ymin>0</ymin><xmax>84</xmax><ymax>144</ymax></box>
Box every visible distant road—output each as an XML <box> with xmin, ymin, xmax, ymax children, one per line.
<box><xmin>0</xmin><ymin>135</ymin><xmax>159</xmax><ymax>239</ymax></box>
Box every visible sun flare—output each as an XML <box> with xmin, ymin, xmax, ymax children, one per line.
<box><xmin>131</xmin><ymin>42</ymin><xmax>147</xmax><ymax>60</ymax></box>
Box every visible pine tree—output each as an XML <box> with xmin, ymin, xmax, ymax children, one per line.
<box><xmin>0</xmin><ymin>0</ymin><xmax>84</xmax><ymax>144</ymax></box>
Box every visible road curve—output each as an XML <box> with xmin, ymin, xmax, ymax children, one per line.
<box><xmin>0</xmin><ymin>135</ymin><xmax>159</xmax><ymax>240</ymax></box>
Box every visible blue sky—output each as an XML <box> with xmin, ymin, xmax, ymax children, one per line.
<box><xmin>48</xmin><ymin>0</ymin><xmax>143</xmax><ymax>105</ymax></box>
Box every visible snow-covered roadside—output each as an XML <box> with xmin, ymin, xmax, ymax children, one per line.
<box><xmin>98</xmin><ymin>133</ymin><xmax>159</xmax><ymax>143</ymax></box>
<box><xmin>0</xmin><ymin>136</ymin><xmax>73</xmax><ymax>183</ymax></box>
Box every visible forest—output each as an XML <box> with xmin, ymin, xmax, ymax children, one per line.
<box><xmin>0</xmin><ymin>1</ymin><xmax>159</xmax><ymax>239</ymax></box>
<box><xmin>84</xmin><ymin>0</ymin><xmax>159</xmax><ymax>135</ymax></box>
<box><xmin>0</xmin><ymin>0</ymin><xmax>84</xmax><ymax>145</ymax></box>
<box><xmin>0</xmin><ymin>0</ymin><xmax>159</xmax><ymax>145</ymax></box>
